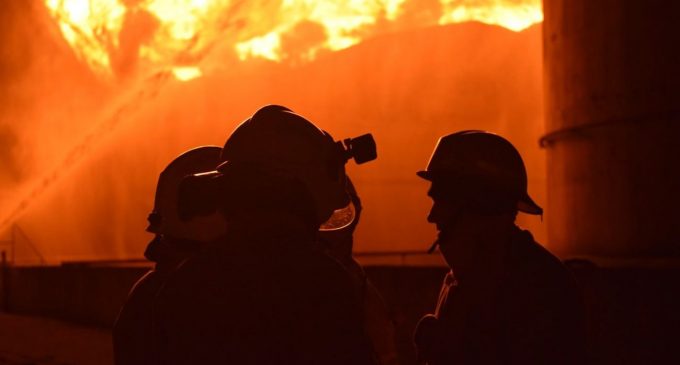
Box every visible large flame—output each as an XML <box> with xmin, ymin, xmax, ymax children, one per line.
<box><xmin>45</xmin><ymin>0</ymin><xmax>542</xmax><ymax>80</ymax></box>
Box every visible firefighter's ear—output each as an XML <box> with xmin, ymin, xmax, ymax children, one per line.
<box><xmin>177</xmin><ymin>174</ymin><xmax>218</xmax><ymax>221</ymax></box>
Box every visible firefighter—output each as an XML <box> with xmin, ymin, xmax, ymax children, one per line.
<box><xmin>414</xmin><ymin>130</ymin><xmax>587</xmax><ymax>365</ymax></box>
<box><xmin>317</xmin><ymin>177</ymin><xmax>400</xmax><ymax>365</ymax></box>
<box><xmin>113</xmin><ymin>146</ymin><xmax>225</xmax><ymax>365</ymax></box>
<box><xmin>153</xmin><ymin>105</ymin><xmax>376</xmax><ymax>365</ymax></box>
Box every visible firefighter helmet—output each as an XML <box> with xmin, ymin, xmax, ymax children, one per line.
<box><xmin>180</xmin><ymin>105</ymin><xmax>376</xmax><ymax>230</ymax></box>
<box><xmin>147</xmin><ymin>146</ymin><xmax>226</xmax><ymax>241</ymax></box>
<box><xmin>417</xmin><ymin>130</ymin><xmax>542</xmax><ymax>215</ymax></box>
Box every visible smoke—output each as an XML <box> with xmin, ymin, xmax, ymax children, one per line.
<box><xmin>0</xmin><ymin>1</ymin><xmax>110</xmax><ymax>230</ymax></box>
<box><xmin>0</xmin><ymin>1</ymin><xmax>37</xmax><ymax>186</ymax></box>
<box><xmin>0</xmin><ymin>125</ymin><xmax>19</xmax><ymax>184</ymax></box>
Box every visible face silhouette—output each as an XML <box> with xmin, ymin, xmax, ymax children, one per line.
<box><xmin>427</xmin><ymin>184</ymin><xmax>481</xmax><ymax>275</ymax></box>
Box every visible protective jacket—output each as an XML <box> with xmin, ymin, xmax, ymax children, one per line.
<box><xmin>153</xmin><ymin>220</ymin><xmax>376</xmax><ymax>365</ymax></box>
<box><xmin>113</xmin><ymin>237</ymin><xmax>201</xmax><ymax>365</ymax></box>
<box><xmin>340</xmin><ymin>257</ymin><xmax>400</xmax><ymax>365</ymax></box>
<box><xmin>415</xmin><ymin>227</ymin><xmax>587</xmax><ymax>365</ymax></box>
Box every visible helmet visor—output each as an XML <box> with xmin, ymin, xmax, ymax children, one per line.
<box><xmin>319</xmin><ymin>202</ymin><xmax>356</xmax><ymax>231</ymax></box>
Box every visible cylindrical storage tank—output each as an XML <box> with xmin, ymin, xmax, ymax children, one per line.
<box><xmin>542</xmin><ymin>0</ymin><xmax>680</xmax><ymax>258</ymax></box>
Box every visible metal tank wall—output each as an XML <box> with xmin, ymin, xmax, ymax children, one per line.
<box><xmin>542</xmin><ymin>0</ymin><xmax>680</xmax><ymax>258</ymax></box>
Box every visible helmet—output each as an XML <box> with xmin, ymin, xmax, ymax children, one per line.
<box><xmin>417</xmin><ymin>130</ymin><xmax>542</xmax><ymax>215</ymax></box>
<box><xmin>182</xmin><ymin>105</ymin><xmax>376</xmax><ymax>230</ymax></box>
<box><xmin>147</xmin><ymin>146</ymin><xmax>226</xmax><ymax>241</ymax></box>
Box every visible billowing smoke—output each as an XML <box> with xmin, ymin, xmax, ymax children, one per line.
<box><xmin>0</xmin><ymin>1</ymin><xmax>109</xmax><ymax>225</ymax></box>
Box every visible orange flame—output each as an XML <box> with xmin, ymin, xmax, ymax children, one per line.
<box><xmin>45</xmin><ymin>0</ymin><xmax>542</xmax><ymax>80</ymax></box>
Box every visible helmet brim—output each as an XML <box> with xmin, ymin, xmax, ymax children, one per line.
<box><xmin>518</xmin><ymin>193</ymin><xmax>543</xmax><ymax>215</ymax></box>
<box><xmin>416</xmin><ymin>170</ymin><xmax>434</xmax><ymax>181</ymax></box>
<box><xmin>417</xmin><ymin>171</ymin><xmax>543</xmax><ymax>216</ymax></box>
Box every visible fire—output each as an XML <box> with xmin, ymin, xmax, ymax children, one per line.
<box><xmin>45</xmin><ymin>0</ymin><xmax>126</xmax><ymax>74</ymax></box>
<box><xmin>46</xmin><ymin>0</ymin><xmax>230</xmax><ymax>79</ymax></box>
<box><xmin>45</xmin><ymin>0</ymin><xmax>542</xmax><ymax>79</ymax></box>
<box><xmin>439</xmin><ymin>0</ymin><xmax>543</xmax><ymax>32</ymax></box>
<box><xmin>171</xmin><ymin>66</ymin><xmax>202</xmax><ymax>81</ymax></box>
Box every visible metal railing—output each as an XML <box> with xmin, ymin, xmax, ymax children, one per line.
<box><xmin>59</xmin><ymin>250</ymin><xmax>446</xmax><ymax>267</ymax></box>
<box><xmin>0</xmin><ymin>225</ymin><xmax>46</xmax><ymax>266</ymax></box>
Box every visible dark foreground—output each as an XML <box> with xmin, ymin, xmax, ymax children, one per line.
<box><xmin>0</xmin><ymin>313</ymin><xmax>112</xmax><ymax>365</ymax></box>
<box><xmin>2</xmin><ymin>262</ymin><xmax>680</xmax><ymax>364</ymax></box>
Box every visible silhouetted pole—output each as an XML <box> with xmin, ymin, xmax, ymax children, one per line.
<box><xmin>1</xmin><ymin>251</ymin><xmax>7</xmax><ymax>312</ymax></box>
<box><xmin>542</xmin><ymin>0</ymin><xmax>680</xmax><ymax>258</ymax></box>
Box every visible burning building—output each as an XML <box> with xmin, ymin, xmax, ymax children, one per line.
<box><xmin>1</xmin><ymin>0</ymin><xmax>679</xmax><ymax>364</ymax></box>
<box><xmin>1</xmin><ymin>0</ymin><xmax>545</xmax><ymax>264</ymax></box>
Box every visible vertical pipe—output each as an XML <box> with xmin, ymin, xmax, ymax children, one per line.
<box><xmin>542</xmin><ymin>0</ymin><xmax>680</xmax><ymax>257</ymax></box>
<box><xmin>1</xmin><ymin>251</ymin><xmax>7</xmax><ymax>312</ymax></box>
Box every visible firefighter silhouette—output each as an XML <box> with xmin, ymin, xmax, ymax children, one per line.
<box><xmin>153</xmin><ymin>105</ymin><xmax>378</xmax><ymax>365</ymax></box>
<box><xmin>414</xmin><ymin>131</ymin><xmax>587</xmax><ymax>365</ymax></box>
<box><xmin>113</xmin><ymin>146</ymin><xmax>225</xmax><ymax>365</ymax></box>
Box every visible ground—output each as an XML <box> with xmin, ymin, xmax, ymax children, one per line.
<box><xmin>0</xmin><ymin>313</ymin><xmax>112</xmax><ymax>365</ymax></box>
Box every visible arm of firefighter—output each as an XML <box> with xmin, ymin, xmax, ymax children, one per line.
<box><xmin>363</xmin><ymin>279</ymin><xmax>400</xmax><ymax>365</ymax></box>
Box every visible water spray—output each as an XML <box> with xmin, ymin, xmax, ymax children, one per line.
<box><xmin>0</xmin><ymin>71</ymin><xmax>176</xmax><ymax>233</ymax></box>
